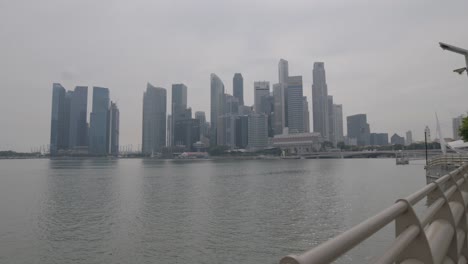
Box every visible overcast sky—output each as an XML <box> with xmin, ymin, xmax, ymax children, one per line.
<box><xmin>1</xmin><ymin>0</ymin><xmax>468</xmax><ymax>151</ymax></box>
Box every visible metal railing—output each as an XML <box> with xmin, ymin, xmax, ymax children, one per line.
<box><xmin>427</xmin><ymin>154</ymin><xmax>468</xmax><ymax>168</ymax></box>
<box><xmin>280</xmin><ymin>163</ymin><xmax>468</xmax><ymax>264</ymax></box>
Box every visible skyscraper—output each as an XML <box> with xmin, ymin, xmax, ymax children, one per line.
<box><xmin>248</xmin><ymin>113</ymin><xmax>268</xmax><ymax>150</ymax></box>
<box><xmin>171</xmin><ymin>83</ymin><xmax>188</xmax><ymax>146</ymax></box>
<box><xmin>89</xmin><ymin>87</ymin><xmax>110</xmax><ymax>155</ymax></box>
<box><xmin>425</xmin><ymin>126</ymin><xmax>432</xmax><ymax>142</ymax></box>
<box><xmin>108</xmin><ymin>101</ymin><xmax>119</xmax><ymax>155</ymax></box>
<box><xmin>328</xmin><ymin>95</ymin><xmax>335</xmax><ymax>144</ymax></box>
<box><xmin>273</xmin><ymin>83</ymin><xmax>285</xmax><ymax>135</ymax></box>
<box><xmin>278</xmin><ymin>59</ymin><xmax>289</xmax><ymax>84</ymax></box>
<box><xmin>312</xmin><ymin>62</ymin><xmax>329</xmax><ymax>140</ymax></box>
<box><xmin>347</xmin><ymin>114</ymin><xmax>370</xmax><ymax>146</ymax></box>
<box><xmin>453</xmin><ymin>115</ymin><xmax>464</xmax><ymax>140</ymax></box>
<box><xmin>333</xmin><ymin>104</ymin><xmax>344</xmax><ymax>145</ymax></box>
<box><xmin>69</xmin><ymin>86</ymin><xmax>88</xmax><ymax>148</ymax></box>
<box><xmin>142</xmin><ymin>83</ymin><xmax>167</xmax><ymax>154</ymax></box>
<box><xmin>254</xmin><ymin>81</ymin><xmax>270</xmax><ymax>113</ymax></box>
<box><xmin>210</xmin><ymin>74</ymin><xmax>225</xmax><ymax>146</ymax></box>
<box><xmin>287</xmin><ymin>76</ymin><xmax>304</xmax><ymax>133</ymax></box>
<box><xmin>303</xmin><ymin>97</ymin><xmax>310</xmax><ymax>133</ymax></box>
<box><xmin>50</xmin><ymin>83</ymin><xmax>66</xmax><ymax>155</ymax></box>
<box><xmin>195</xmin><ymin>111</ymin><xmax>207</xmax><ymax>139</ymax></box>
<box><xmin>233</xmin><ymin>73</ymin><xmax>244</xmax><ymax>106</ymax></box>
<box><xmin>405</xmin><ymin>130</ymin><xmax>413</xmax><ymax>145</ymax></box>
<box><xmin>278</xmin><ymin>59</ymin><xmax>289</xmax><ymax>127</ymax></box>
<box><xmin>166</xmin><ymin>114</ymin><xmax>172</xmax><ymax>146</ymax></box>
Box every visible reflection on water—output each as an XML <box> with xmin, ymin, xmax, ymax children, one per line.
<box><xmin>0</xmin><ymin>159</ymin><xmax>425</xmax><ymax>263</ymax></box>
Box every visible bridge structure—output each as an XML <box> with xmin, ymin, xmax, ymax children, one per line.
<box><xmin>280</xmin><ymin>160</ymin><xmax>468</xmax><ymax>264</ymax></box>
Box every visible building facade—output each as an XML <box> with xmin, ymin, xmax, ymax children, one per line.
<box><xmin>89</xmin><ymin>87</ymin><xmax>110</xmax><ymax>155</ymax></box>
<box><xmin>108</xmin><ymin>102</ymin><xmax>119</xmax><ymax>155</ymax></box>
<box><xmin>312</xmin><ymin>62</ymin><xmax>329</xmax><ymax>140</ymax></box>
<box><xmin>333</xmin><ymin>104</ymin><xmax>344</xmax><ymax>145</ymax></box>
<box><xmin>370</xmin><ymin>133</ymin><xmax>389</xmax><ymax>146</ymax></box>
<box><xmin>287</xmin><ymin>76</ymin><xmax>304</xmax><ymax>133</ymax></box>
<box><xmin>327</xmin><ymin>95</ymin><xmax>335</xmax><ymax>143</ymax></box>
<box><xmin>303</xmin><ymin>97</ymin><xmax>310</xmax><ymax>133</ymax></box>
<box><xmin>273</xmin><ymin>83</ymin><xmax>285</xmax><ymax>135</ymax></box>
<box><xmin>233</xmin><ymin>73</ymin><xmax>244</xmax><ymax>106</ymax></box>
<box><xmin>50</xmin><ymin>83</ymin><xmax>67</xmax><ymax>155</ymax></box>
<box><xmin>347</xmin><ymin>114</ymin><xmax>370</xmax><ymax>146</ymax></box>
<box><xmin>142</xmin><ymin>83</ymin><xmax>167</xmax><ymax>154</ymax></box>
<box><xmin>391</xmin><ymin>133</ymin><xmax>405</xmax><ymax>145</ymax></box>
<box><xmin>69</xmin><ymin>86</ymin><xmax>88</xmax><ymax>148</ymax></box>
<box><xmin>210</xmin><ymin>74</ymin><xmax>225</xmax><ymax>146</ymax></box>
<box><xmin>248</xmin><ymin>113</ymin><xmax>268</xmax><ymax>150</ymax></box>
<box><xmin>453</xmin><ymin>115</ymin><xmax>464</xmax><ymax>140</ymax></box>
<box><xmin>254</xmin><ymin>81</ymin><xmax>270</xmax><ymax>113</ymax></box>
<box><xmin>405</xmin><ymin>130</ymin><xmax>413</xmax><ymax>145</ymax></box>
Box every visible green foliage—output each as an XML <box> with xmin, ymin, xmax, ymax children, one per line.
<box><xmin>459</xmin><ymin>117</ymin><xmax>468</xmax><ymax>142</ymax></box>
<box><xmin>337</xmin><ymin>141</ymin><xmax>345</xmax><ymax>150</ymax></box>
<box><xmin>208</xmin><ymin>145</ymin><xmax>229</xmax><ymax>156</ymax></box>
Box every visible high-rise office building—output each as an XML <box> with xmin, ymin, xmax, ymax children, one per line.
<box><xmin>248</xmin><ymin>113</ymin><xmax>268</xmax><ymax>150</ymax></box>
<box><xmin>225</xmin><ymin>94</ymin><xmax>240</xmax><ymax>115</ymax></box>
<box><xmin>333</xmin><ymin>104</ymin><xmax>344</xmax><ymax>145</ymax></box>
<box><xmin>278</xmin><ymin>59</ymin><xmax>289</xmax><ymax>84</ymax></box>
<box><xmin>174</xmin><ymin>118</ymin><xmax>200</xmax><ymax>151</ymax></box>
<box><xmin>108</xmin><ymin>102</ymin><xmax>119</xmax><ymax>155</ymax></box>
<box><xmin>210</xmin><ymin>74</ymin><xmax>225</xmax><ymax>146</ymax></box>
<box><xmin>370</xmin><ymin>133</ymin><xmax>389</xmax><ymax>146</ymax></box>
<box><xmin>391</xmin><ymin>133</ymin><xmax>405</xmax><ymax>145</ymax></box>
<box><xmin>347</xmin><ymin>114</ymin><xmax>370</xmax><ymax>146</ymax></box>
<box><xmin>287</xmin><ymin>76</ymin><xmax>304</xmax><ymax>133</ymax></box>
<box><xmin>453</xmin><ymin>115</ymin><xmax>464</xmax><ymax>140</ymax></box>
<box><xmin>50</xmin><ymin>83</ymin><xmax>67</xmax><ymax>155</ymax></box>
<box><xmin>254</xmin><ymin>81</ymin><xmax>270</xmax><ymax>113</ymax></box>
<box><xmin>195</xmin><ymin>111</ymin><xmax>208</xmax><ymax>139</ymax></box>
<box><xmin>171</xmin><ymin>84</ymin><xmax>188</xmax><ymax>146</ymax></box>
<box><xmin>142</xmin><ymin>83</ymin><xmax>167</xmax><ymax>154</ymax></box>
<box><xmin>235</xmin><ymin>115</ymin><xmax>249</xmax><ymax>148</ymax></box>
<box><xmin>312</xmin><ymin>62</ymin><xmax>329</xmax><ymax>140</ymax></box>
<box><xmin>278</xmin><ymin>59</ymin><xmax>289</xmax><ymax>127</ymax></box>
<box><xmin>273</xmin><ymin>83</ymin><xmax>285</xmax><ymax>135</ymax></box>
<box><xmin>233</xmin><ymin>73</ymin><xmax>244</xmax><ymax>106</ymax></box>
<box><xmin>69</xmin><ymin>86</ymin><xmax>88</xmax><ymax>148</ymax></box>
<box><xmin>89</xmin><ymin>87</ymin><xmax>110</xmax><ymax>155</ymax></box>
<box><xmin>303</xmin><ymin>97</ymin><xmax>310</xmax><ymax>133</ymax></box>
<box><xmin>327</xmin><ymin>95</ymin><xmax>335</xmax><ymax>143</ymax></box>
<box><xmin>405</xmin><ymin>130</ymin><xmax>413</xmax><ymax>145</ymax></box>
<box><xmin>217</xmin><ymin>114</ymin><xmax>237</xmax><ymax>147</ymax></box>
<box><xmin>166</xmin><ymin>115</ymin><xmax>172</xmax><ymax>146</ymax></box>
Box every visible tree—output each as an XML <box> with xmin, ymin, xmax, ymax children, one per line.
<box><xmin>459</xmin><ymin>117</ymin><xmax>468</xmax><ymax>142</ymax></box>
<box><xmin>337</xmin><ymin>141</ymin><xmax>345</xmax><ymax>150</ymax></box>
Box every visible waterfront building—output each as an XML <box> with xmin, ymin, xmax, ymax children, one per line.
<box><xmin>50</xmin><ymin>83</ymin><xmax>67</xmax><ymax>155</ymax></box>
<box><xmin>278</xmin><ymin>59</ymin><xmax>289</xmax><ymax>127</ymax></box>
<box><xmin>248</xmin><ymin>113</ymin><xmax>268</xmax><ymax>150</ymax></box>
<box><xmin>210</xmin><ymin>74</ymin><xmax>225</xmax><ymax>146</ymax></box>
<box><xmin>142</xmin><ymin>83</ymin><xmax>167</xmax><ymax>154</ymax></box>
<box><xmin>391</xmin><ymin>133</ymin><xmax>405</xmax><ymax>145</ymax></box>
<box><xmin>89</xmin><ymin>87</ymin><xmax>110</xmax><ymax>155</ymax></box>
<box><xmin>195</xmin><ymin>111</ymin><xmax>208</xmax><ymax>139</ymax></box>
<box><xmin>425</xmin><ymin>126</ymin><xmax>432</xmax><ymax>142</ymax></box>
<box><xmin>347</xmin><ymin>114</ymin><xmax>370</xmax><ymax>146</ymax></box>
<box><xmin>233</xmin><ymin>73</ymin><xmax>244</xmax><ymax>105</ymax></box>
<box><xmin>171</xmin><ymin>83</ymin><xmax>188</xmax><ymax>145</ymax></box>
<box><xmin>217</xmin><ymin>114</ymin><xmax>237</xmax><ymax>148</ymax></box>
<box><xmin>235</xmin><ymin>115</ymin><xmax>249</xmax><ymax>149</ymax></box>
<box><xmin>254</xmin><ymin>81</ymin><xmax>270</xmax><ymax>113</ymax></box>
<box><xmin>239</xmin><ymin>105</ymin><xmax>253</xmax><ymax>115</ymax></box>
<box><xmin>370</xmin><ymin>133</ymin><xmax>389</xmax><ymax>146</ymax></box>
<box><xmin>312</xmin><ymin>62</ymin><xmax>329</xmax><ymax>140</ymax></box>
<box><xmin>287</xmin><ymin>76</ymin><xmax>304</xmax><ymax>133</ymax></box>
<box><xmin>166</xmin><ymin>114</ymin><xmax>172</xmax><ymax>146</ymax></box>
<box><xmin>174</xmin><ymin>118</ymin><xmax>200</xmax><ymax>151</ymax></box>
<box><xmin>405</xmin><ymin>130</ymin><xmax>413</xmax><ymax>145</ymax></box>
<box><xmin>272</xmin><ymin>132</ymin><xmax>321</xmax><ymax>155</ymax></box>
<box><xmin>69</xmin><ymin>86</ymin><xmax>88</xmax><ymax>148</ymax></box>
<box><xmin>333</xmin><ymin>104</ymin><xmax>344</xmax><ymax>145</ymax></box>
<box><xmin>453</xmin><ymin>115</ymin><xmax>464</xmax><ymax>140</ymax></box>
<box><xmin>273</xmin><ymin>83</ymin><xmax>285</xmax><ymax>135</ymax></box>
<box><xmin>108</xmin><ymin>101</ymin><xmax>119</xmax><ymax>155</ymax></box>
<box><xmin>225</xmin><ymin>94</ymin><xmax>240</xmax><ymax>115</ymax></box>
<box><xmin>327</xmin><ymin>95</ymin><xmax>335</xmax><ymax>143</ymax></box>
<box><xmin>303</xmin><ymin>97</ymin><xmax>310</xmax><ymax>133</ymax></box>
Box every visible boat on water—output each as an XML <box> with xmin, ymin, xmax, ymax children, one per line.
<box><xmin>396</xmin><ymin>151</ymin><xmax>409</xmax><ymax>165</ymax></box>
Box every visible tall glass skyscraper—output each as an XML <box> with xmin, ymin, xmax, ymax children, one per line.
<box><xmin>89</xmin><ymin>87</ymin><xmax>110</xmax><ymax>155</ymax></box>
<box><xmin>108</xmin><ymin>102</ymin><xmax>120</xmax><ymax>155</ymax></box>
<box><xmin>142</xmin><ymin>83</ymin><xmax>167</xmax><ymax>154</ymax></box>
<box><xmin>233</xmin><ymin>73</ymin><xmax>244</xmax><ymax>106</ymax></box>
<box><xmin>68</xmin><ymin>86</ymin><xmax>88</xmax><ymax>148</ymax></box>
<box><xmin>210</xmin><ymin>73</ymin><xmax>224</xmax><ymax>146</ymax></box>
<box><xmin>312</xmin><ymin>62</ymin><xmax>329</xmax><ymax>140</ymax></box>
<box><xmin>50</xmin><ymin>83</ymin><xmax>66</xmax><ymax>155</ymax></box>
<box><xmin>287</xmin><ymin>76</ymin><xmax>304</xmax><ymax>133</ymax></box>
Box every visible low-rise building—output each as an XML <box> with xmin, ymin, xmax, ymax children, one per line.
<box><xmin>272</xmin><ymin>132</ymin><xmax>321</xmax><ymax>155</ymax></box>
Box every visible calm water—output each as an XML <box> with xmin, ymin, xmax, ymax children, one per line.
<box><xmin>0</xmin><ymin>158</ymin><xmax>425</xmax><ymax>264</ymax></box>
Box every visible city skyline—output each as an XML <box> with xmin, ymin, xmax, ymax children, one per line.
<box><xmin>2</xmin><ymin>1</ymin><xmax>468</xmax><ymax>151</ymax></box>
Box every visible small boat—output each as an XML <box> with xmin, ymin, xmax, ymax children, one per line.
<box><xmin>396</xmin><ymin>152</ymin><xmax>409</xmax><ymax>165</ymax></box>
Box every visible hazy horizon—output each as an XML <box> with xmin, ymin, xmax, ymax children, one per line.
<box><xmin>1</xmin><ymin>0</ymin><xmax>468</xmax><ymax>151</ymax></box>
